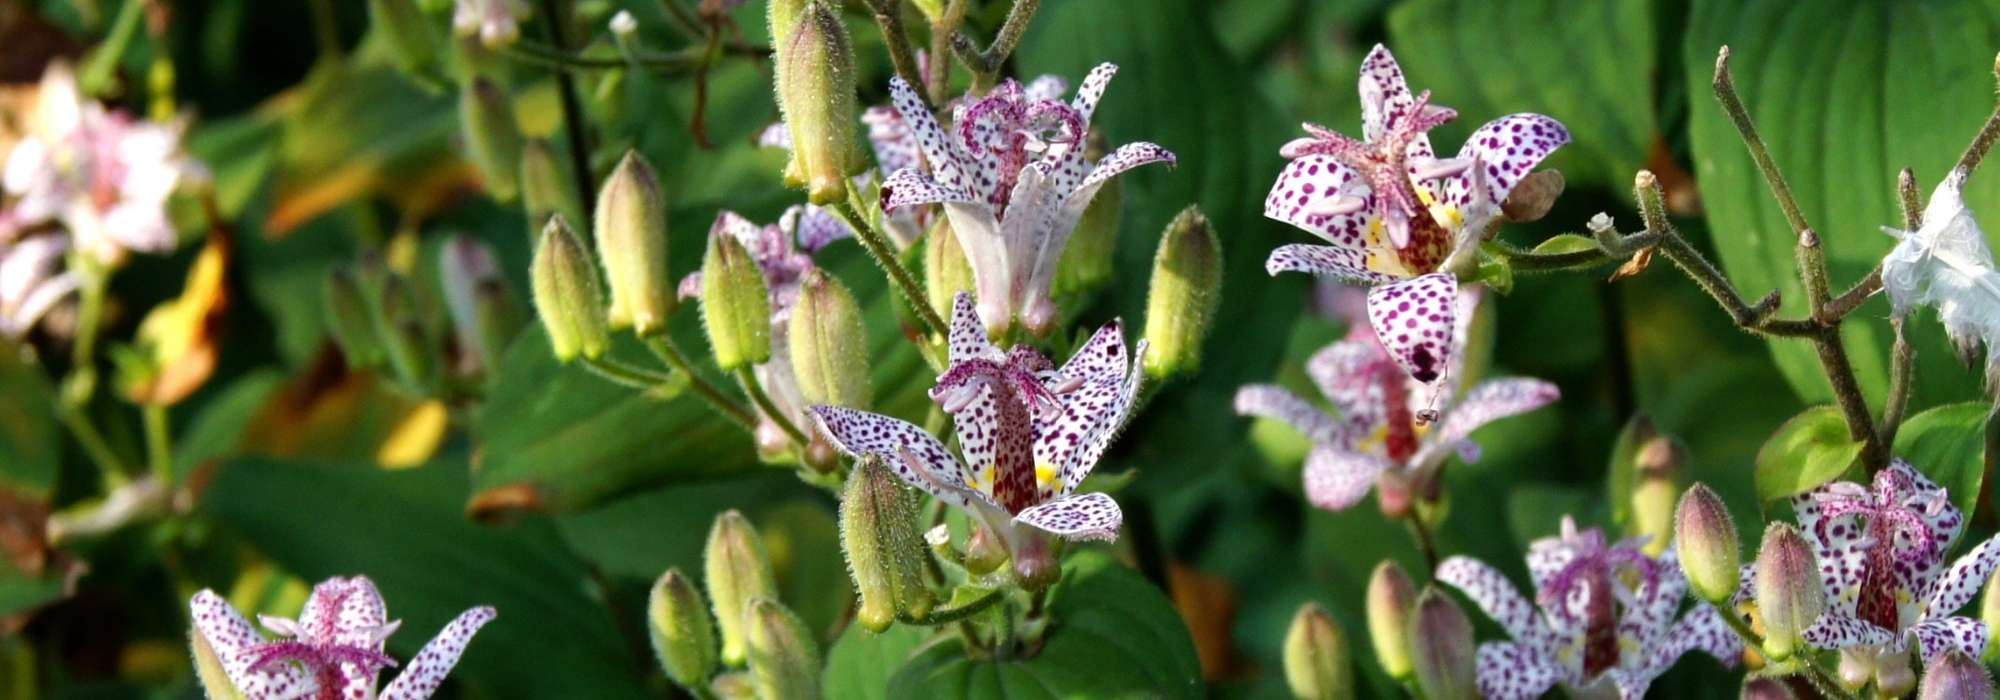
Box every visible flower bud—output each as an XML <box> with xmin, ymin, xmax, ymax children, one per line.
<box><xmin>460</xmin><ymin>78</ymin><xmax>522</xmax><ymax>201</ymax></box>
<box><xmin>1501</xmin><ymin>169</ymin><xmax>1564</xmax><ymax>224</ymax></box>
<box><xmin>704</xmin><ymin>510</ymin><xmax>777</xmax><ymax>666</ymax></box>
<box><xmin>530</xmin><ymin>216</ymin><xmax>609</xmax><ymax>362</ymax></box>
<box><xmin>743</xmin><ymin>597</ymin><xmax>820</xmax><ymax>700</ymax></box>
<box><xmin>1739</xmin><ymin>677</ymin><xmax>1797</xmax><ymax>700</ymax></box>
<box><xmin>777</xmin><ymin>0</ymin><xmax>862</xmax><ymax>205</ymax></box>
<box><xmin>1984</xmin><ymin>573</ymin><xmax>2000</xmax><ymax>665</ymax></box>
<box><xmin>790</xmin><ymin>269</ymin><xmax>871</xmax><ymax>409</ymax></box>
<box><xmin>1629</xmin><ymin>432</ymin><xmax>1686</xmax><ymax>557</ymax></box>
<box><xmin>521</xmin><ymin>139</ymin><xmax>584</xmax><ymax>237</ymax></box>
<box><xmin>699</xmin><ymin>234</ymin><xmax>772</xmax><ymax>371</ymax></box>
<box><xmin>370</xmin><ymin>0</ymin><xmax>439</xmax><ymax>77</ymax></box>
<box><xmin>595</xmin><ymin>150</ymin><xmax>675</xmax><ymax>335</ymax></box>
<box><xmin>190</xmin><ymin>626</ymin><xmax>249</xmax><ymax>700</ymax></box>
<box><xmin>376</xmin><ymin>275</ymin><xmax>437</xmax><ymax>389</ymax></box>
<box><xmin>324</xmin><ymin>267</ymin><xmax>385</xmax><ymax>367</ymax></box>
<box><xmin>649</xmin><ymin>568</ymin><xmax>719</xmax><ymax>690</ymax></box>
<box><xmin>440</xmin><ymin>234</ymin><xmax>510</xmax><ymax>371</ymax></box>
<box><xmin>471</xmin><ymin>279</ymin><xmax>522</xmax><ymax>374</ymax></box>
<box><xmin>1754</xmin><ymin>523</ymin><xmax>1824</xmax><ymax>662</ymax></box>
<box><xmin>1876</xmin><ymin>647</ymin><xmax>1916</xmax><ymax>698</ymax></box>
<box><xmin>922</xmin><ymin>218</ymin><xmax>975</xmax><ymax>324</ymax></box>
<box><xmin>1282</xmin><ymin>602</ymin><xmax>1355</xmax><ymax>700</ymax></box>
<box><xmin>963</xmin><ymin>524</ymin><xmax>1007</xmax><ymax>576</ymax></box>
<box><xmin>1408</xmin><ymin>587</ymin><xmax>1477</xmax><ymax>700</ymax></box>
<box><xmin>1054</xmin><ymin>164</ymin><xmax>1121</xmax><ymax>297</ymax></box>
<box><xmin>1143</xmin><ymin>205</ymin><xmax>1221</xmax><ymax>381</ymax></box>
<box><xmin>1838</xmin><ymin>648</ymin><xmax>1875</xmax><ymax>691</ymax></box>
<box><xmin>840</xmin><ymin>457</ymin><xmax>934</xmax><ymax>632</ymax></box>
<box><xmin>1919</xmin><ymin>651</ymin><xmax>1991</xmax><ymax>700</ymax></box>
<box><xmin>1366</xmin><ymin>561</ymin><xmax>1419</xmax><ymax>681</ymax></box>
<box><xmin>1675</xmin><ymin>483</ymin><xmax>1740</xmax><ymax>605</ymax></box>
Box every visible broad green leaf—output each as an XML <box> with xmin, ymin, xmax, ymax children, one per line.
<box><xmin>822</xmin><ymin>621</ymin><xmax>934</xmax><ymax>700</ymax></box>
<box><xmin>172</xmin><ymin>369</ymin><xmax>284</xmax><ymax>483</ymax></box>
<box><xmin>1685</xmin><ymin>0</ymin><xmax>2000</xmax><ymax>406</ymax></box>
<box><xmin>0</xmin><ymin>345</ymin><xmax>56</xmax><ymax>499</ymax></box>
<box><xmin>1754</xmin><ymin>405</ymin><xmax>1864</xmax><ymax>503</ymax></box>
<box><xmin>884</xmin><ymin>551</ymin><xmax>1202</xmax><ymax>699</ymax></box>
<box><xmin>1891</xmin><ymin>401</ymin><xmax>1989</xmax><ymax>516</ymax></box>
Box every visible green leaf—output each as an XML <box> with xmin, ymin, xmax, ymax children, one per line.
<box><xmin>1530</xmin><ymin>234</ymin><xmax>1602</xmax><ymax>256</ymax></box>
<box><xmin>822</xmin><ymin>621</ymin><xmax>934</xmax><ymax>700</ymax></box>
<box><xmin>1754</xmin><ymin>405</ymin><xmax>1863</xmax><ymax>503</ymax></box>
<box><xmin>884</xmin><ymin>552</ymin><xmax>1202</xmax><ymax>699</ymax></box>
<box><xmin>1891</xmin><ymin>401</ymin><xmax>1989</xmax><ymax>516</ymax></box>
<box><xmin>172</xmin><ymin>370</ymin><xmax>285</xmax><ymax>483</ymax></box>
<box><xmin>0</xmin><ymin>345</ymin><xmax>56</xmax><ymax>499</ymax></box>
<box><xmin>1685</xmin><ymin>0</ymin><xmax>2000</xmax><ymax>405</ymax></box>
<box><xmin>1506</xmin><ymin>483</ymin><xmax>1597</xmax><ymax>548</ymax></box>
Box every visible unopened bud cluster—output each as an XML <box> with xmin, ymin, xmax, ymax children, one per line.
<box><xmin>647</xmin><ymin>511</ymin><xmax>822</xmax><ymax>699</ymax></box>
<box><xmin>324</xmin><ymin>236</ymin><xmax>521</xmax><ymax>392</ymax></box>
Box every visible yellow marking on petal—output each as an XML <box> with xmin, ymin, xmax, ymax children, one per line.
<box><xmin>1414</xmin><ymin>185</ymin><xmax>1439</xmax><ymax>207</ymax></box>
<box><xmin>1035</xmin><ymin>462</ymin><xmax>1058</xmax><ymax>489</ymax></box>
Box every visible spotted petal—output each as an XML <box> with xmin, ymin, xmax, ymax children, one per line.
<box><xmin>1438</xmin><ymin>556</ymin><xmax>1545</xmax><ymax>646</ymax></box>
<box><xmin>881</xmin><ymin>167</ymin><xmax>979</xmax><ymax>212</ymax></box>
<box><xmin>1906</xmin><ymin>616</ymin><xmax>1987</xmax><ymax>662</ymax></box>
<box><xmin>1926</xmin><ymin>534</ymin><xmax>2000</xmax><ymax>617</ymax></box>
<box><xmin>1069</xmin><ymin>63</ymin><xmax>1117</xmax><ymax>126</ymax></box>
<box><xmin>1791</xmin><ymin>491</ymin><xmax>1871</xmax><ymax>617</ymax></box>
<box><xmin>189</xmin><ymin>590</ymin><xmax>312</xmax><ymax>700</ymax></box>
<box><xmin>1646</xmin><ymin>604</ymin><xmax>1743</xmax><ymax>674</ymax></box>
<box><xmin>1441</xmin><ymin>113</ymin><xmax>1570</xmax><ymax>214</ymax></box>
<box><xmin>946</xmin><ymin>292</ymin><xmax>1000</xmax><ymax>364</ymax></box>
<box><xmin>1305</xmin><ymin>338</ymin><xmax>1392</xmax><ymax>434</ymax></box>
<box><xmin>1410</xmin><ymin>378</ymin><xmax>1560</xmax><ymax>470</ymax></box>
<box><xmin>1801</xmin><ymin>613</ymin><xmax>1895</xmax><ymax>649</ymax></box>
<box><xmin>1366</xmin><ymin>272</ymin><xmax>1458</xmax><ymax>383</ymax></box>
<box><xmin>1014</xmin><ymin>491</ymin><xmax>1121</xmax><ymax>541</ymax></box>
<box><xmin>1357</xmin><ymin>45</ymin><xmax>1422</xmax><ymax>151</ymax></box>
<box><xmin>1038</xmin><ymin>320</ymin><xmax>1135</xmax><ymax>491</ymax></box>
<box><xmin>1233</xmin><ymin>385</ymin><xmax>1340</xmax><ymax>445</ymax></box>
<box><xmin>786</xmin><ymin>205</ymin><xmax>851</xmax><ymax>253</ymax></box>
<box><xmin>1264</xmin><ymin>154</ymin><xmax>1377</xmax><ymax>251</ymax></box>
<box><xmin>861</xmin><ymin>106</ymin><xmax>920</xmax><ymax>176</ymax></box>
<box><xmin>1619</xmin><ymin>551</ymin><xmax>1688</xmax><ymax>650</ymax></box>
<box><xmin>378</xmin><ymin>606</ymin><xmax>497</xmax><ymax>700</ymax></box>
<box><xmin>1265</xmin><ymin>244</ymin><xmax>1394</xmax><ymax>284</ymax></box>
<box><xmin>810</xmin><ymin>405</ymin><xmax>983</xmax><ymax>509</ymax></box>
<box><xmin>1472</xmin><ymin>641</ymin><xmax>1564</xmax><ymax>700</ymax></box>
<box><xmin>887</xmin><ymin>76</ymin><xmax>966</xmax><ymax>191</ymax></box>
<box><xmin>1301</xmin><ymin>445</ymin><xmax>1391</xmax><ymax>511</ymax></box>
<box><xmin>328</xmin><ymin>577</ymin><xmax>392</xmax><ymax>693</ymax></box>
<box><xmin>1067</xmin><ymin>340</ymin><xmax>1146</xmax><ymax>490</ymax></box>
<box><xmin>1067</xmin><ymin>143</ymin><xmax>1175</xmax><ymax>211</ymax></box>
<box><xmin>1023</xmin><ymin>74</ymin><xmax>1069</xmax><ymax>102</ymax></box>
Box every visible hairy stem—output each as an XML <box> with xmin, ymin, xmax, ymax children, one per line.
<box><xmin>736</xmin><ymin>366</ymin><xmax>808</xmax><ymax>447</ymax></box>
<box><xmin>1408</xmin><ymin>512</ymin><xmax>1440</xmax><ymax>574</ymax></box>
<box><xmin>1881</xmin><ymin>319</ymin><xmax>1915</xmax><ymax>447</ymax></box>
<box><xmin>1812</xmin><ymin>327</ymin><xmax>1889</xmax><ymax>473</ymax></box>
<box><xmin>862</xmin><ymin>0</ymin><xmax>928</xmax><ymax>103</ymax></box>
<box><xmin>1701</xmin><ymin>599</ymin><xmax>1861</xmax><ymax>700</ymax></box>
<box><xmin>832</xmin><ymin>196</ymin><xmax>948</xmax><ymax>341</ymax></box>
<box><xmin>898</xmin><ymin>587</ymin><xmax>1006</xmax><ymax>626</ymax></box>
<box><xmin>1954</xmin><ymin>53</ymin><xmax>2000</xmax><ymax>176</ymax></box>
<box><xmin>581</xmin><ymin>356</ymin><xmax>679</xmax><ymax>389</ymax></box>
<box><xmin>644</xmin><ymin>335</ymin><xmax>758</xmax><ymax>430</ymax></box>
<box><xmin>1713</xmin><ymin>47</ymin><xmax>1810</xmax><ymax>236</ymax></box>
<box><xmin>926</xmin><ymin>0</ymin><xmax>970</xmax><ymax>103</ymax></box>
<box><xmin>951</xmin><ymin>0</ymin><xmax>1041</xmax><ymax>90</ymax></box>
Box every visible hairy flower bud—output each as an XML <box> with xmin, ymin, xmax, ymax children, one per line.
<box><xmin>1144</xmin><ymin>205</ymin><xmax>1221</xmax><ymax>381</ymax></box>
<box><xmin>778</xmin><ymin>0</ymin><xmax>862</xmax><ymax>204</ymax></box>
<box><xmin>790</xmin><ymin>269</ymin><xmax>871</xmax><ymax>409</ymax></box>
<box><xmin>1282</xmin><ymin>602</ymin><xmax>1355</xmax><ymax>700</ymax></box>
<box><xmin>1919</xmin><ymin>651</ymin><xmax>1991</xmax><ymax>700</ymax></box>
<box><xmin>190</xmin><ymin>625</ymin><xmax>249</xmax><ymax>700</ymax></box>
<box><xmin>1739</xmin><ymin>677</ymin><xmax>1797</xmax><ymax>700</ymax></box>
<box><xmin>1054</xmin><ymin>168</ymin><xmax>1121</xmax><ymax>297</ymax></box>
<box><xmin>596</xmin><ymin>150</ymin><xmax>675</xmax><ymax>335</ymax></box>
<box><xmin>370</xmin><ymin>0</ymin><xmax>438</xmax><ymax>76</ymax></box>
<box><xmin>649</xmin><ymin>568</ymin><xmax>719</xmax><ymax>690</ymax></box>
<box><xmin>699</xmin><ymin>235</ymin><xmax>772</xmax><ymax>371</ymax></box>
<box><xmin>840</xmin><ymin>457</ymin><xmax>934</xmax><ymax>632</ymax></box>
<box><xmin>923</xmin><ymin>218</ymin><xmax>975</xmax><ymax>324</ymax></box>
<box><xmin>1754</xmin><ymin>523</ymin><xmax>1824</xmax><ymax>662</ymax></box>
<box><xmin>1366</xmin><ymin>561</ymin><xmax>1419</xmax><ymax>681</ymax></box>
<box><xmin>521</xmin><ymin>139</ymin><xmax>584</xmax><ymax>237</ymax></box>
<box><xmin>460</xmin><ymin>78</ymin><xmax>522</xmax><ymax>201</ymax></box>
<box><xmin>1675</xmin><ymin>483</ymin><xmax>1740</xmax><ymax>605</ymax></box>
<box><xmin>471</xmin><ymin>279</ymin><xmax>521</xmax><ymax>373</ymax></box>
<box><xmin>376</xmin><ymin>275</ymin><xmax>436</xmax><ymax>389</ymax></box>
<box><xmin>530</xmin><ymin>216</ymin><xmax>609</xmax><ymax>362</ymax></box>
<box><xmin>1408</xmin><ymin>587</ymin><xmax>1477</xmax><ymax>700</ymax></box>
<box><xmin>1630</xmin><ymin>429</ymin><xmax>1686</xmax><ymax>557</ymax></box>
<box><xmin>324</xmin><ymin>267</ymin><xmax>385</xmax><ymax>367</ymax></box>
<box><xmin>743</xmin><ymin>597</ymin><xmax>820</xmax><ymax>700</ymax></box>
<box><xmin>963</xmin><ymin>525</ymin><xmax>1007</xmax><ymax>576</ymax></box>
<box><xmin>704</xmin><ymin>510</ymin><xmax>777</xmax><ymax>666</ymax></box>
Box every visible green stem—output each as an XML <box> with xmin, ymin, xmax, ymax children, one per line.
<box><xmin>142</xmin><ymin>404</ymin><xmax>172</xmax><ymax>484</ymax></box>
<box><xmin>1407</xmin><ymin>511</ymin><xmax>1439</xmax><ymax>575</ymax></box>
<box><xmin>1712</xmin><ymin>47</ymin><xmax>1810</xmax><ymax>236</ymax></box>
<box><xmin>832</xmin><ymin>196</ymin><xmax>948</xmax><ymax>342</ymax></box>
<box><xmin>926</xmin><ymin>0</ymin><xmax>969</xmax><ymax>103</ymax></box>
<box><xmin>1882</xmin><ymin>318</ymin><xmax>1915</xmax><ymax>446</ymax></box>
<box><xmin>736</xmin><ymin>366</ymin><xmax>808</xmax><ymax>447</ymax></box>
<box><xmin>1954</xmin><ymin>54</ymin><xmax>2000</xmax><ymax>177</ymax></box>
<box><xmin>60</xmin><ymin>407</ymin><xmax>129</xmax><ymax>487</ymax></box>
<box><xmin>1701</xmin><ymin>598</ymin><xmax>1860</xmax><ymax>700</ymax></box>
<box><xmin>580</xmin><ymin>356</ymin><xmax>678</xmax><ymax>389</ymax></box>
<box><xmin>79</xmin><ymin>0</ymin><xmax>149</xmax><ymax>95</ymax></box>
<box><xmin>862</xmin><ymin>0</ymin><xmax>928</xmax><ymax>102</ymax></box>
<box><xmin>951</xmin><ymin>0</ymin><xmax>1040</xmax><ymax>90</ymax></box>
<box><xmin>537</xmin><ymin>0</ymin><xmax>599</xmax><ymax>205</ymax></box>
<box><xmin>898</xmin><ymin>587</ymin><xmax>1006</xmax><ymax>626</ymax></box>
<box><xmin>644</xmin><ymin>335</ymin><xmax>758</xmax><ymax>430</ymax></box>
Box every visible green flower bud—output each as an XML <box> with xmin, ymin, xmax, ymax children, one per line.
<box><xmin>839</xmin><ymin>457</ymin><xmax>934</xmax><ymax>632</ymax></box>
<box><xmin>922</xmin><ymin>218</ymin><xmax>974</xmax><ymax>325</ymax></box>
<box><xmin>1675</xmin><ymin>483</ymin><xmax>1741</xmax><ymax>605</ymax></box>
<box><xmin>595</xmin><ymin>150</ymin><xmax>675</xmax><ymax>335</ymax></box>
<box><xmin>1919</xmin><ymin>651</ymin><xmax>1990</xmax><ymax>700</ymax></box>
<box><xmin>1739</xmin><ymin>677</ymin><xmax>1797</xmax><ymax>700</ymax></box>
<box><xmin>649</xmin><ymin>568</ymin><xmax>719</xmax><ymax>691</ymax></box>
<box><xmin>962</xmin><ymin>525</ymin><xmax>1008</xmax><ymax>577</ymax></box>
<box><xmin>790</xmin><ymin>269</ymin><xmax>871</xmax><ymax>409</ymax></box>
<box><xmin>767</xmin><ymin>0</ymin><xmax>810</xmax><ymax>184</ymax></box>
<box><xmin>1983</xmin><ymin>573</ymin><xmax>2000</xmax><ymax>665</ymax></box>
<box><xmin>1282</xmin><ymin>602</ymin><xmax>1355</xmax><ymax>700</ymax></box>
<box><xmin>376</xmin><ymin>275</ymin><xmax>436</xmax><ymax>389</ymax></box>
<box><xmin>472</xmin><ymin>279</ymin><xmax>522</xmax><ymax>374</ymax></box>
<box><xmin>370</xmin><ymin>0</ymin><xmax>438</xmax><ymax>77</ymax></box>
<box><xmin>1366</xmin><ymin>560</ymin><xmax>1418</xmax><ymax>681</ymax></box>
<box><xmin>521</xmin><ymin>139</ymin><xmax>584</xmax><ymax>237</ymax></box>
<box><xmin>743</xmin><ymin>597</ymin><xmax>821</xmax><ymax>700</ymax></box>
<box><xmin>908</xmin><ymin>0</ymin><xmax>947</xmax><ymax>24</ymax></box>
<box><xmin>778</xmin><ymin>0</ymin><xmax>862</xmax><ymax>205</ymax></box>
<box><xmin>440</xmin><ymin>234</ymin><xmax>517</xmax><ymax>374</ymax></box>
<box><xmin>460</xmin><ymin>78</ymin><xmax>522</xmax><ymax>201</ymax></box>
<box><xmin>190</xmin><ymin>626</ymin><xmax>249</xmax><ymax>700</ymax></box>
<box><xmin>530</xmin><ymin>216</ymin><xmax>609</xmax><ymax>362</ymax></box>
<box><xmin>1630</xmin><ymin>431</ymin><xmax>1685</xmax><ymax>558</ymax></box>
<box><xmin>1408</xmin><ymin>587</ymin><xmax>1477</xmax><ymax>700</ymax></box>
<box><xmin>1143</xmin><ymin>205</ymin><xmax>1222</xmax><ymax>381</ymax></box>
<box><xmin>1054</xmin><ymin>169</ymin><xmax>1121</xmax><ymax>297</ymax></box>
<box><xmin>700</xmin><ymin>235</ymin><xmax>772</xmax><ymax>371</ymax></box>
<box><xmin>324</xmin><ymin>267</ymin><xmax>385</xmax><ymax>367</ymax></box>
<box><xmin>704</xmin><ymin>510</ymin><xmax>778</xmax><ymax>666</ymax></box>
<box><xmin>1755</xmin><ymin>523</ymin><xmax>1823</xmax><ymax>662</ymax></box>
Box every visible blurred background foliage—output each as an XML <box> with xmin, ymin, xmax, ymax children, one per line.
<box><xmin>4</xmin><ymin>0</ymin><xmax>2000</xmax><ymax>697</ymax></box>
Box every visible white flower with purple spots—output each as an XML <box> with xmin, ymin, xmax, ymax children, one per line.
<box><xmin>1439</xmin><ymin>517</ymin><xmax>1741</xmax><ymax>699</ymax></box>
<box><xmin>809</xmin><ymin>292</ymin><xmax>1145</xmax><ymax>582</ymax></box>
<box><xmin>1233</xmin><ymin>286</ymin><xmax>1557</xmax><ymax>512</ymax></box>
<box><xmin>1731</xmin><ymin>460</ymin><xmax>2000</xmax><ymax>664</ymax></box>
<box><xmin>188</xmin><ymin>575</ymin><xmax>495</xmax><ymax>700</ymax></box>
<box><xmin>1263</xmin><ymin>44</ymin><xmax>1568</xmax><ymax>384</ymax></box>
<box><xmin>452</xmin><ymin>0</ymin><xmax>524</xmax><ymax>48</ymax></box>
<box><xmin>878</xmin><ymin>64</ymin><xmax>1176</xmax><ymax>336</ymax></box>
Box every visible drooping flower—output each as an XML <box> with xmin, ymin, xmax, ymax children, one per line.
<box><xmin>1234</xmin><ymin>286</ymin><xmax>1557</xmax><ymax>512</ymax></box>
<box><xmin>879</xmin><ymin>64</ymin><xmax>1176</xmax><ymax>336</ymax></box>
<box><xmin>452</xmin><ymin>0</ymin><xmax>525</xmax><ymax>48</ymax></box>
<box><xmin>1263</xmin><ymin>44</ymin><xmax>1567</xmax><ymax>384</ymax></box>
<box><xmin>1439</xmin><ymin>517</ymin><xmax>1741</xmax><ymax>699</ymax></box>
<box><xmin>810</xmin><ymin>292</ymin><xmax>1145</xmax><ymax>582</ymax></box>
<box><xmin>1732</xmin><ymin>461</ymin><xmax>2000</xmax><ymax>664</ymax></box>
<box><xmin>188</xmin><ymin>575</ymin><xmax>495</xmax><ymax>700</ymax></box>
<box><xmin>1881</xmin><ymin>169</ymin><xmax>2000</xmax><ymax>390</ymax></box>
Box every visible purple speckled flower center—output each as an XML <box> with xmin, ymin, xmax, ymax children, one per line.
<box><xmin>1285</xmin><ymin>91</ymin><xmax>1457</xmax><ymax>243</ymax></box>
<box><xmin>930</xmin><ymin>346</ymin><xmax>1061</xmax><ymax>513</ymax></box>
<box><xmin>240</xmin><ymin>586</ymin><xmax>398</xmax><ymax>700</ymax></box>
<box><xmin>1536</xmin><ymin>528</ymin><xmax>1661</xmax><ymax>678</ymax></box>
<box><xmin>1814</xmin><ymin>469</ymin><xmax>1947</xmax><ymax>631</ymax></box>
<box><xmin>957</xmin><ymin>80</ymin><xmax>1086</xmax><ymax>218</ymax></box>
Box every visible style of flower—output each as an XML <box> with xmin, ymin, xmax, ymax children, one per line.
<box><xmin>453</xmin><ymin>0</ymin><xmax>524</xmax><ymax>48</ymax></box>
<box><xmin>1881</xmin><ymin>169</ymin><xmax>2000</xmax><ymax>389</ymax></box>
<box><xmin>879</xmin><ymin>63</ymin><xmax>1176</xmax><ymax>336</ymax></box>
<box><xmin>1733</xmin><ymin>461</ymin><xmax>2000</xmax><ymax>663</ymax></box>
<box><xmin>1439</xmin><ymin>517</ymin><xmax>1741</xmax><ymax>699</ymax></box>
<box><xmin>810</xmin><ymin>292</ymin><xmax>1145</xmax><ymax>579</ymax></box>
<box><xmin>1234</xmin><ymin>286</ymin><xmax>1557</xmax><ymax>512</ymax></box>
<box><xmin>1263</xmin><ymin>44</ymin><xmax>1567</xmax><ymax>384</ymax></box>
<box><xmin>189</xmin><ymin>575</ymin><xmax>496</xmax><ymax>700</ymax></box>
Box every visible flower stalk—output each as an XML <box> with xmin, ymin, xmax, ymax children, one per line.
<box><xmin>832</xmin><ymin>194</ymin><xmax>947</xmax><ymax>343</ymax></box>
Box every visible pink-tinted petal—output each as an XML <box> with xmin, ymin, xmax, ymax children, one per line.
<box><xmin>860</xmin><ymin>106</ymin><xmax>920</xmax><ymax>176</ymax></box>
<box><xmin>1442</xmin><ymin>114</ymin><xmax>1570</xmax><ymax>213</ymax></box>
<box><xmin>330</xmin><ymin>577</ymin><xmax>391</xmax><ymax>693</ymax></box>
<box><xmin>189</xmin><ymin>590</ymin><xmax>311</xmax><ymax>700</ymax></box>
<box><xmin>1023</xmin><ymin>74</ymin><xmax>1069</xmax><ymax>102</ymax></box>
<box><xmin>1790</xmin><ymin>489</ymin><xmax>1871</xmax><ymax>618</ymax></box>
<box><xmin>1887</xmin><ymin>460</ymin><xmax>1967</xmax><ymax>596</ymax></box>
<box><xmin>1472</xmin><ymin>640</ymin><xmax>1564</xmax><ymax>700</ymax></box>
<box><xmin>1801</xmin><ymin>613</ymin><xmax>1895</xmax><ymax>650</ymax></box>
<box><xmin>755</xmin><ymin>122</ymin><xmax>791</xmax><ymax>149</ymax></box>
<box><xmin>1233</xmin><ymin>384</ymin><xmax>1340</xmax><ymax>445</ymax></box>
<box><xmin>1647</xmin><ymin>604</ymin><xmax>1743</xmax><ymax>674</ymax></box>
<box><xmin>1264</xmin><ymin>154</ymin><xmax>1378</xmax><ymax>251</ymax></box>
<box><xmin>1906</xmin><ymin>616</ymin><xmax>1987</xmax><ymax>663</ymax></box>
<box><xmin>1068</xmin><ymin>63</ymin><xmax>1117</xmax><ymax>125</ymax></box>
<box><xmin>947</xmin><ymin>383</ymin><xmax>1007</xmax><ymax>504</ymax></box>
<box><xmin>946</xmin><ymin>292</ymin><xmax>999</xmax><ymax>364</ymax></box>
<box><xmin>881</xmin><ymin>167</ymin><xmax>978</xmax><ymax>212</ymax></box>
<box><xmin>1409</xmin><ymin>378</ymin><xmax>1559</xmax><ymax>470</ymax></box>
<box><xmin>1038</xmin><ymin>321</ymin><xmax>1135</xmax><ymax>490</ymax></box>
<box><xmin>1065</xmin><ymin>143</ymin><xmax>1175</xmax><ymax>212</ymax></box>
<box><xmin>1730</xmin><ymin>562</ymin><xmax>1757</xmax><ymax>606</ymax></box>
<box><xmin>1302</xmin><ymin>445</ymin><xmax>1390</xmax><ymax>511</ymax></box>
<box><xmin>809</xmin><ymin>405</ymin><xmax>982</xmax><ymax>509</ymax></box>
<box><xmin>785</xmin><ymin>205</ymin><xmax>852</xmax><ymax>253</ymax></box>
<box><xmin>1603</xmin><ymin>669</ymin><xmax>1656</xmax><ymax>700</ymax></box>
<box><xmin>1366</xmin><ymin>272</ymin><xmax>1458</xmax><ymax>383</ymax></box>
<box><xmin>1265</xmin><ymin>244</ymin><xmax>1395</xmax><ymax>284</ymax></box>
<box><xmin>1438</xmin><ymin>556</ymin><xmax>1545</xmax><ymax>645</ymax></box>
<box><xmin>1013</xmin><ymin>491</ymin><xmax>1121</xmax><ymax>541</ymax></box>
<box><xmin>1065</xmin><ymin>339</ymin><xmax>1146</xmax><ymax>491</ymax></box>
<box><xmin>1619</xmin><ymin>550</ymin><xmax>1688</xmax><ymax>650</ymax></box>
<box><xmin>1926</xmin><ymin>534</ymin><xmax>2000</xmax><ymax>617</ymax></box>
<box><xmin>1305</xmin><ymin>338</ymin><xmax>1392</xmax><ymax>434</ymax></box>
<box><xmin>377</xmin><ymin>606</ymin><xmax>497</xmax><ymax>700</ymax></box>
<box><xmin>1357</xmin><ymin>45</ymin><xmax>1419</xmax><ymax>149</ymax></box>
<box><xmin>887</xmin><ymin>77</ymin><xmax>966</xmax><ymax>191</ymax></box>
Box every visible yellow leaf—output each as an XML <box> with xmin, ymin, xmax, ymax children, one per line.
<box><xmin>377</xmin><ymin>400</ymin><xmax>450</xmax><ymax>469</ymax></box>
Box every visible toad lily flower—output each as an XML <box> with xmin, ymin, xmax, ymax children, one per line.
<box><xmin>879</xmin><ymin>64</ymin><xmax>1176</xmax><ymax>336</ymax></box>
<box><xmin>1234</xmin><ymin>287</ymin><xmax>1557</xmax><ymax>513</ymax></box>
<box><xmin>1440</xmin><ymin>517</ymin><xmax>1741</xmax><ymax>699</ymax></box>
<box><xmin>1263</xmin><ymin>44</ymin><xmax>1567</xmax><ymax>383</ymax></box>
<box><xmin>1881</xmin><ymin>169</ymin><xmax>2000</xmax><ymax>390</ymax></box>
<box><xmin>453</xmin><ymin>0</ymin><xmax>525</xmax><ymax>48</ymax></box>
<box><xmin>188</xmin><ymin>576</ymin><xmax>495</xmax><ymax>700</ymax></box>
<box><xmin>1731</xmin><ymin>460</ymin><xmax>2000</xmax><ymax>663</ymax></box>
<box><xmin>810</xmin><ymin>292</ymin><xmax>1145</xmax><ymax>583</ymax></box>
